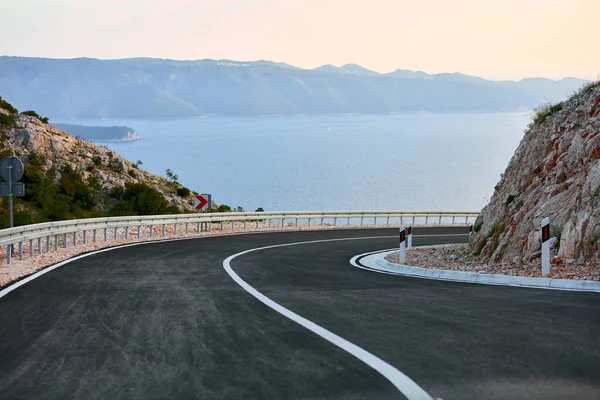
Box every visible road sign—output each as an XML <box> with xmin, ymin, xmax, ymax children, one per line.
<box><xmin>194</xmin><ymin>194</ymin><xmax>211</xmax><ymax>211</ymax></box>
<box><xmin>0</xmin><ymin>182</ymin><xmax>24</xmax><ymax>196</ymax></box>
<box><xmin>0</xmin><ymin>156</ymin><xmax>24</xmax><ymax>182</ymax></box>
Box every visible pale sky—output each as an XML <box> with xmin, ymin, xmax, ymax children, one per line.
<box><xmin>1</xmin><ymin>0</ymin><xmax>598</xmax><ymax>80</ymax></box>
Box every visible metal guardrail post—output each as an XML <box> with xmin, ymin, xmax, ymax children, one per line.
<box><xmin>19</xmin><ymin>241</ymin><xmax>23</xmax><ymax>260</ymax></box>
<box><xmin>231</xmin><ymin>221</ymin><xmax>234</xmax><ymax>230</ymax></box>
<box><xmin>174</xmin><ymin>224</ymin><xmax>177</xmax><ymax>235</ymax></box>
<box><xmin>63</xmin><ymin>233</ymin><xmax>67</xmax><ymax>248</ymax></box>
<box><xmin>93</xmin><ymin>229</ymin><xmax>97</xmax><ymax>243</ymax></box>
<box><xmin>73</xmin><ymin>232</ymin><xmax>76</xmax><ymax>247</ymax></box>
<box><xmin>256</xmin><ymin>220</ymin><xmax>259</xmax><ymax>229</ymax></box>
<box><xmin>103</xmin><ymin>228</ymin><xmax>107</xmax><ymax>241</ymax></box>
<box><xmin>29</xmin><ymin>239</ymin><xmax>33</xmax><ymax>257</ymax></box>
<box><xmin>185</xmin><ymin>223</ymin><xmax>188</xmax><ymax>234</ymax></box>
<box><xmin>281</xmin><ymin>218</ymin><xmax>284</xmax><ymax>228</ymax></box>
<box><xmin>54</xmin><ymin>236</ymin><xmax>58</xmax><ymax>251</ymax></box>
<box><xmin>308</xmin><ymin>218</ymin><xmax>311</xmax><ymax>227</ymax></box>
<box><xmin>45</xmin><ymin>236</ymin><xmax>50</xmax><ymax>252</ymax></box>
<box><xmin>150</xmin><ymin>225</ymin><xmax>153</xmax><ymax>237</ymax></box>
<box><xmin>295</xmin><ymin>218</ymin><xmax>298</xmax><ymax>227</ymax></box>
<box><xmin>138</xmin><ymin>225</ymin><xmax>141</xmax><ymax>239</ymax></box>
<box><xmin>125</xmin><ymin>226</ymin><xmax>129</xmax><ymax>239</ymax></box>
<box><xmin>114</xmin><ymin>227</ymin><xmax>118</xmax><ymax>240</ymax></box>
<box><xmin>268</xmin><ymin>219</ymin><xmax>271</xmax><ymax>228</ymax></box>
<box><xmin>83</xmin><ymin>231</ymin><xmax>87</xmax><ymax>245</ymax></box>
<box><xmin>162</xmin><ymin>225</ymin><xmax>165</xmax><ymax>236</ymax></box>
<box><xmin>387</xmin><ymin>217</ymin><xmax>390</xmax><ymax>225</ymax></box>
<box><xmin>38</xmin><ymin>238</ymin><xmax>42</xmax><ymax>255</ymax></box>
<box><xmin>360</xmin><ymin>217</ymin><xmax>363</xmax><ymax>226</ymax></box>
<box><xmin>220</xmin><ymin>221</ymin><xmax>223</xmax><ymax>231</ymax></box>
<box><xmin>243</xmin><ymin>221</ymin><xmax>246</xmax><ymax>231</ymax></box>
<box><xmin>6</xmin><ymin>246</ymin><xmax>11</xmax><ymax>265</ymax></box>
<box><xmin>334</xmin><ymin>217</ymin><xmax>337</xmax><ymax>226</ymax></box>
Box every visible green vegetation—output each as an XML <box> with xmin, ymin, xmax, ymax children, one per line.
<box><xmin>134</xmin><ymin>160</ymin><xmax>143</xmax><ymax>168</ymax></box>
<box><xmin>165</xmin><ymin>168</ymin><xmax>178</xmax><ymax>183</ymax></box>
<box><xmin>21</xmin><ymin>110</ymin><xmax>49</xmax><ymax>123</ymax></box>
<box><xmin>0</xmin><ymin>95</ymin><xmax>18</xmax><ymax>114</ymax></box>
<box><xmin>176</xmin><ymin>187</ymin><xmax>190</xmax><ymax>197</ymax></box>
<box><xmin>505</xmin><ymin>194</ymin><xmax>515</xmax><ymax>205</ymax></box>
<box><xmin>473</xmin><ymin>225</ymin><xmax>496</xmax><ymax>256</ymax></box>
<box><xmin>0</xmin><ymin>96</ymin><xmax>17</xmax><ymax>129</ymax></box>
<box><xmin>92</xmin><ymin>155</ymin><xmax>103</xmax><ymax>166</ymax></box>
<box><xmin>526</xmin><ymin>80</ymin><xmax>599</xmax><ymax>131</ymax></box>
<box><xmin>473</xmin><ymin>220</ymin><xmax>482</xmax><ymax>233</ymax></box>
<box><xmin>207</xmin><ymin>204</ymin><xmax>233</xmax><ymax>213</ymax></box>
<box><xmin>567</xmin><ymin>80</ymin><xmax>600</xmax><ymax>103</ymax></box>
<box><xmin>109</xmin><ymin>182</ymin><xmax>179</xmax><ymax>216</ymax></box>
<box><xmin>528</xmin><ymin>102</ymin><xmax>564</xmax><ymax>129</ymax></box>
<box><xmin>255</xmin><ymin>207</ymin><xmax>264</xmax><ymax>212</ymax></box>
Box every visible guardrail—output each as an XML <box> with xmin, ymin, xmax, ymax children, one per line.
<box><xmin>0</xmin><ymin>210</ymin><xmax>479</xmax><ymax>265</ymax></box>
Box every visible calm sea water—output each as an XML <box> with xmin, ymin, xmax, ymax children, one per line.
<box><xmin>54</xmin><ymin>113</ymin><xmax>530</xmax><ymax>212</ymax></box>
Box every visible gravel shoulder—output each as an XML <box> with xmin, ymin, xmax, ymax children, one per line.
<box><xmin>385</xmin><ymin>244</ymin><xmax>600</xmax><ymax>281</ymax></box>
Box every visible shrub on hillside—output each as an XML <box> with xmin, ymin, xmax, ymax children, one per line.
<box><xmin>21</xmin><ymin>110</ymin><xmax>49</xmax><ymax>123</ymax></box>
<box><xmin>109</xmin><ymin>182</ymin><xmax>178</xmax><ymax>216</ymax></box>
<box><xmin>0</xmin><ymin>96</ymin><xmax>18</xmax><ymax>114</ymax></box>
<box><xmin>176</xmin><ymin>187</ymin><xmax>190</xmax><ymax>197</ymax></box>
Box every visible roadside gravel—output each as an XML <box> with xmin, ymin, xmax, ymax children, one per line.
<box><xmin>385</xmin><ymin>244</ymin><xmax>600</xmax><ymax>281</ymax></box>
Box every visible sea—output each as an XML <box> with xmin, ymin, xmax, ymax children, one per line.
<box><xmin>52</xmin><ymin>112</ymin><xmax>531</xmax><ymax>213</ymax></box>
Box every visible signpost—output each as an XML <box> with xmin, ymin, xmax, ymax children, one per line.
<box><xmin>1</xmin><ymin>156</ymin><xmax>25</xmax><ymax>264</ymax></box>
<box><xmin>399</xmin><ymin>226</ymin><xmax>406</xmax><ymax>264</ymax></box>
<box><xmin>541</xmin><ymin>217</ymin><xmax>550</xmax><ymax>276</ymax></box>
<box><xmin>407</xmin><ymin>225</ymin><xmax>413</xmax><ymax>248</ymax></box>
<box><xmin>194</xmin><ymin>194</ymin><xmax>211</xmax><ymax>212</ymax></box>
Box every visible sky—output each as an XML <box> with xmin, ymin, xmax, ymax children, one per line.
<box><xmin>0</xmin><ymin>0</ymin><xmax>598</xmax><ymax>80</ymax></box>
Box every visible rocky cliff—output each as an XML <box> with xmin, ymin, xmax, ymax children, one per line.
<box><xmin>0</xmin><ymin>97</ymin><xmax>196</xmax><ymax>222</ymax></box>
<box><xmin>471</xmin><ymin>82</ymin><xmax>600</xmax><ymax>265</ymax></box>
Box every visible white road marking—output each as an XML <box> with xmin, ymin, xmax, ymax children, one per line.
<box><xmin>223</xmin><ymin>236</ymin><xmax>434</xmax><ymax>400</ymax></box>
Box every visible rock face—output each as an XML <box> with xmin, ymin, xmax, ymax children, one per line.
<box><xmin>471</xmin><ymin>84</ymin><xmax>600</xmax><ymax>264</ymax></box>
<box><xmin>0</xmin><ymin>112</ymin><xmax>196</xmax><ymax>214</ymax></box>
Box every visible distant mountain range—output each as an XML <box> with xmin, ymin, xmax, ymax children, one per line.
<box><xmin>0</xmin><ymin>56</ymin><xmax>588</xmax><ymax>119</ymax></box>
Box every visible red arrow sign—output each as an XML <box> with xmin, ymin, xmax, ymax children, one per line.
<box><xmin>194</xmin><ymin>195</ymin><xmax>208</xmax><ymax>210</ymax></box>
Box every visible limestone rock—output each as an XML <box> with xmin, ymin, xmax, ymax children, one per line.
<box><xmin>471</xmin><ymin>84</ymin><xmax>600</xmax><ymax>266</ymax></box>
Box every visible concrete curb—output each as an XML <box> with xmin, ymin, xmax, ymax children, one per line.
<box><xmin>357</xmin><ymin>250</ymin><xmax>600</xmax><ymax>293</ymax></box>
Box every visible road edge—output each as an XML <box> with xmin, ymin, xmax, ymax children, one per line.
<box><xmin>354</xmin><ymin>249</ymin><xmax>600</xmax><ymax>293</ymax></box>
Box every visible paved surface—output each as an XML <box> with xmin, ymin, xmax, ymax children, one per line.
<box><xmin>0</xmin><ymin>227</ymin><xmax>599</xmax><ymax>400</ymax></box>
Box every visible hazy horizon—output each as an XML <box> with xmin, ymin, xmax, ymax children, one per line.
<box><xmin>0</xmin><ymin>54</ymin><xmax>594</xmax><ymax>82</ymax></box>
<box><xmin>1</xmin><ymin>0</ymin><xmax>597</xmax><ymax>81</ymax></box>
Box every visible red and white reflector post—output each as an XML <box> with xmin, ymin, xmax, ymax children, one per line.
<box><xmin>541</xmin><ymin>217</ymin><xmax>550</xmax><ymax>276</ymax></box>
<box><xmin>399</xmin><ymin>226</ymin><xmax>406</xmax><ymax>264</ymax></box>
<box><xmin>407</xmin><ymin>225</ymin><xmax>413</xmax><ymax>248</ymax></box>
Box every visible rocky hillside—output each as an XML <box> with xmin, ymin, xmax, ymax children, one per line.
<box><xmin>0</xmin><ymin>96</ymin><xmax>196</xmax><ymax>226</ymax></box>
<box><xmin>471</xmin><ymin>82</ymin><xmax>600</xmax><ymax>265</ymax></box>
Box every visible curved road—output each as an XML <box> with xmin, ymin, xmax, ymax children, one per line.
<box><xmin>0</xmin><ymin>228</ymin><xmax>599</xmax><ymax>400</ymax></box>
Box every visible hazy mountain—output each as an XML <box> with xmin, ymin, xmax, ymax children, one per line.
<box><xmin>0</xmin><ymin>56</ymin><xmax>589</xmax><ymax>119</ymax></box>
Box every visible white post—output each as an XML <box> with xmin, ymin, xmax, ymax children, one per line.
<box><xmin>541</xmin><ymin>217</ymin><xmax>550</xmax><ymax>276</ymax></box>
<box><xmin>399</xmin><ymin>226</ymin><xmax>406</xmax><ymax>264</ymax></box>
<box><xmin>407</xmin><ymin>225</ymin><xmax>412</xmax><ymax>248</ymax></box>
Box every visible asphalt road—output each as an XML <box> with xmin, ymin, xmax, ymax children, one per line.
<box><xmin>0</xmin><ymin>227</ymin><xmax>599</xmax><ymax>400</ymax></box>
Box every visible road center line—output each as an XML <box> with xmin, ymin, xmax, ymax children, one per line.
<box><xmin>223</xmin><ymin>236</ymin><xmax>434</xmax><ymax>400</ymax></box>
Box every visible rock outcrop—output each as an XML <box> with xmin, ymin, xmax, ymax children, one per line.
<box><xmin>0</xmin><ymin>108</ymin><xmax>196</xmax><ymax>215</ymax></box>
<box><xmin>471</xmin><ymin>83</ymin><xmax>600</xmax><ymax>265</ymax></box>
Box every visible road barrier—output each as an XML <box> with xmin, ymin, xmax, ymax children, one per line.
<box><xmin>0</xmin><ymin>210</ymin><xmax>479</xmax><ymax>265</ymax></box>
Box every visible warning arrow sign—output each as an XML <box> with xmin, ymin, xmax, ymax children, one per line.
<box><xmin>194</xmin><ymin>194</ymin><xmax>210</xmax><ymax>211</ymax></box>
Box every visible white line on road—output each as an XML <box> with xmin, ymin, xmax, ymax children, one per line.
<box><xmin>223</xmin><ymin>236</ymin><xmax>434</xmax><ymax>400</ymax></box>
